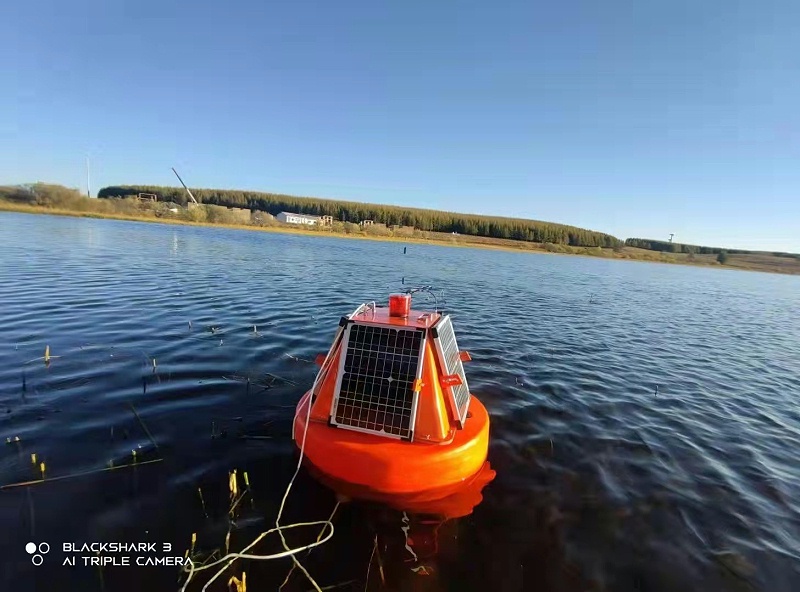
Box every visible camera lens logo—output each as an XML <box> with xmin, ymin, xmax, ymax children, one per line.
<box><xmin>25</xmin><ymin>542</ymin><xmax>50</xmax><ymax>565</ymax></box>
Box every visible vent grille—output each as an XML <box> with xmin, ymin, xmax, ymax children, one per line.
<box><xmin>330</xmin><ymin>323</ymin><xmax>425</xmax><ymax>439</ymax></box>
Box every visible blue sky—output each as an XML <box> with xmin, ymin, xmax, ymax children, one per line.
<box><xmin>2</xmin><ymin>1</ymin><xmax>798</xmax><ymax>252</ymax></box>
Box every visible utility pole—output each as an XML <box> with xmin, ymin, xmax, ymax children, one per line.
<box><xmin>86</xmin><ymin>154</ymin><xmax>91</xmax><ymax>198</ymax></box>
<box><xmin>669</xmin><ymin>233</ymin><xmax>674</xmax><ymax>243</ymax></box>
<box><xmin>171</xmin><ymin>167</ymin><xmax>199</xmax><ymax>205</ymax></box>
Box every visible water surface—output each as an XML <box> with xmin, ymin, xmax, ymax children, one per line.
<box><xmin>1</xmin><ymin>212</ymin><xmax>799</xmax><ymax>591</ymax></box>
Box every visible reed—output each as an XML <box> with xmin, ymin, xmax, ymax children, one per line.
<box><xmin>228</xmin><ymin>573</ymin><xmax>247</xmax><ymax>592</ymax></box>
<box><xmin>127</xmin><ymin>401</ymin><xmax>159</xmax><ymax>452</ymax></box>
<box><xmin>375</xmin><ymin>534</ymin><xmax>386</xmax><ymax>586</ymax></box>
<box><xmin>198</xmin><ymin>488</ymin><xmax>208</xmax><ymax>518</ymax></box>
<box><xmin>229</xmin><ymin>470</ymin><xmax>238</xmax><ymax>500</ymax></box>
<box><xmin>0</xmin><ymin>458</ymin><xmax>163</xmax><ymax>490</ymax></box>
<box><xmin>364</xmin><ymin>535</ymin><xmax>377</xmax><ymax>591</ymax></box>
<box><xmin>96</xmin><ymin>549</ymin><xmax>106</xmax><ymax>592</ymax></box>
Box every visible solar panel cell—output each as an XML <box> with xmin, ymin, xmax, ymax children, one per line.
<box><xmin>331</xmin><ymin>323</ymin><xmax>425</xmax><ymax>439</ymax></box>
<box><xmin>432</xmin><ymin>316</ymin><xmax>471</xmax><ymax>427</ymax></box>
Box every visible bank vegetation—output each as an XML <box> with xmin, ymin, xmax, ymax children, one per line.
<box><xmin>2</xmin><ymin>183</ymin><xmax>798</xmax><ymax>275</ymax></box>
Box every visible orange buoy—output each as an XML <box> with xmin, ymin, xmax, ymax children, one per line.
<box><xmin>293</xmin><ymin>295</ymin><xmax>491</xmax><ymax>497</ymax></box>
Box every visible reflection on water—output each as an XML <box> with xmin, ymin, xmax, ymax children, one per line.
<box><xmin>239</xmin><ymin>463</ymin><xmax>496</xmax><ymax>592</ymax></box>
<box><xmin>1</xmin><ymin>212</ymin><xmax>799</xmax><ymax>592</ymax></box>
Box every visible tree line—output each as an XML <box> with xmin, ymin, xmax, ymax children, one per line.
<box><xmin>625</xmin><ymin>238</ymin><xmax>757</xmax><ymax>255</ymax></box>
<box><xmin>98</xmin><ymin>184</ymin><xmax>622</xmax><ymax>247</ymax></box>
<box><xmin>625</xmin><ymin>238</ymin><xmax>798</xmax><ymax>258</ymax></box>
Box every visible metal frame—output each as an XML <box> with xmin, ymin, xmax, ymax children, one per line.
<box><xmin>329</xmin><ymin>320</ymin><xmax>427</xmax><ymax>440</ymax></box>
<box><xmin>431</xmin><ymin>315</ymin><xmax>471</xmax><ymax>428</ymax></box>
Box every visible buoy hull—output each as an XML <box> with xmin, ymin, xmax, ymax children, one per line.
<box><xmin>293</xmin><ymin>392</ymin><xmax>490</xmax><ymax>497</ymax></box>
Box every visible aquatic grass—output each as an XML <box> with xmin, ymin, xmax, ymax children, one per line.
<box><xmin>128</xmin><ymin>401</ymin><xmax>159</xmax><ymax>452</ymax></box>
<box><xmin>23</xmin><ymin>345</ymin><xmax>62</xmax><ymax>365</ymax></box>
<box><xmin>1</xmin><ymin>365</ymin><xmax>165</xmax><ymax>490</ymax></box>
<box><xmin>284</xmin><ymin>353</ymin><xmax>315</xmax><ymax>364</ymax></box>
<box><xmin>0</xmin><ymin>458</ymin><xmax>163</xmax><ymax>490</ymax></box>
<box><xmin>3</xmin><ymin>302</ymin><xmax>347</xmax><ymax>589</ymax></box>
<box><xmin>181</xmin><ymin>447</ymin><xmax>337</xmax><ymax>591</ymax></box>
<box><xmin>228</xmin><ymin>469</ymin><xmax>238</xmax><ymax>501</ymax></box>
<box><xmin>375</xmin><ymin>534</ymin><xmax>386</xmax><ymax>587</ymax></box>
<box><xmin>228</xmin><ymin>573</ymin><xmax>246</xmax><ymax>592</ymax></box>
<box><xmin>363</xmin><ymin>536</ymin><xmax>377</xmax><ymax>592</ymax></box>
<box><xmin>197</xmin><ymin>488</ymin><xmax>208</xmax><ymax>518</ymax></box>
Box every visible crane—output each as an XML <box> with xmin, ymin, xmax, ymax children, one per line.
<box><xmin>171</xmin><ymin>167</ymin><xmax>199</xmax><ymax>206</ymax></box>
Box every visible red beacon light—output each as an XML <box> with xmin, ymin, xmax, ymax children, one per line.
<box><xmin>388</xmin><ymin>293</ymin><xmax>411</xmax><ymax>318</ymax></box>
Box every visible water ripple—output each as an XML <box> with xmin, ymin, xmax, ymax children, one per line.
<box><xmin>1</xmin><ymin>213</ymin><xmax>799</xmax><ymax>591</ymax></box>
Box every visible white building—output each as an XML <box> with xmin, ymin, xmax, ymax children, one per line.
<box><xmin>276</xmin><ymin>211</ymin><xmax>320</xmax><ymax>225</ymax></box>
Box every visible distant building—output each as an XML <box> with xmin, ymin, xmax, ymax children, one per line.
<box><xmin>320</xmin><ymin>215</ymin><xmax>333</xmax><ymax>226</ymax></box>
<box><xmin>360</xmin><ymin>219</ymin><xmax>374</xmax><ymax>227</ymax></box>
<box><xmin>277</xmin><ymin>212</ymin><xmax>320</xmax><ymax>225</ymax></box>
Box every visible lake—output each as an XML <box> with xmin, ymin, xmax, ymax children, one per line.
<box><xmin>1</xmin><ymin>212</ymin><xmax>799</xmax><ymax>591</ymax></box>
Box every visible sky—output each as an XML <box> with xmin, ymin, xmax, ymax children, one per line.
<box><xmin>1</xmin><ymin>0</ymin><xmax>799</xmax><ymax>252</ymax></box>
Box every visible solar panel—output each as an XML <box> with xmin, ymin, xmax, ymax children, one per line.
<box><xmin>330</xmin><ymin>322</ymin><xmax>426</xmax><ymax>440</ymax></box>
<box><xmin>432</xmin><ymin>315</ymin><xmax>471</xmax><ymax>427</ymax></box>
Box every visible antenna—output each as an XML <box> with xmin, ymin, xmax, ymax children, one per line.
<box><xmin>171</xmin><ymin>167</ymin><xmax>199</xmax><ymax>205</ymax></box>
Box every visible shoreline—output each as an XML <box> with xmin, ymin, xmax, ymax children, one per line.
<box><xmin>2</xmin><ymin>203</ymin><xmax>798</xmax><ymax>276</ymax></box>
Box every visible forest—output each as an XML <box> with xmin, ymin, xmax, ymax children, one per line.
<box><xmin>98</xmin><ymin>184</ymin><xmax>622</xmax><ymax>248</ymax></box>
<box><xmin>625</xmin><ymin>238</ymin><xmax>746</xmax><ymax>254</ymax></box>
<box><xmin>624</xmin><ymin>238</ymin><xmax>798</xmax><ymax>258</ymax></box>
